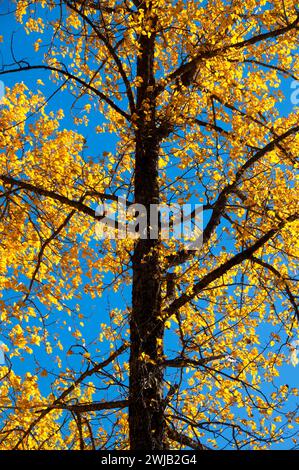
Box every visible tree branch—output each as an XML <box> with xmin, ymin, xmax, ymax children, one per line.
<box><xmin>155</xmin><ymin>12</ymin><xmax>299</xmax><ymax>95</ymax></box>
<box><xmin>0</xmin><ymin>175</ymin><xmax>97</xmax><ymax>219</ymax></box>
<box><xmin>13</xmin><ymin>342</ymin><xmax>128</xmax><ymax>449</ymax></box>
<box><xmin>162</xmin><ymin>354</ymin><xmax>227</xmax><ymax>368</ymax></box>
<box><xmin>0</xmin><ymin>64</ymin><xmax>130</xmax><ymax>120</ymax></box>
<box><xmin>166</xmin><ymin>124</ymin><xmax>299</xmax><ymax>267</ymax></box>
<box><xmin>23</xmin><ymin>209</ymin><xmax>76</xmax><ymax>303</ymax></box>
<box><xmin>163</xmin><ymin>214</ymin><xmax>298</xmax><ymax>320</ymax></box>
<box><xmin>166</xmin><ymin>425</ymin><xmax>208</xmax><ymax>450</ymax></box>
<box><xmin>250</xmin><ymin>255</ymin><xmax>299</xmax><ymax>321</ymax></box>
<box><xmin>64</xmin><ymin>0</ymin><xmax>136</xmax><ymax>114</ymax></box>
<box><xmin>48</xmin><ymin>399</ymin><xmax>129</xmax><ymax>413</ymax></box>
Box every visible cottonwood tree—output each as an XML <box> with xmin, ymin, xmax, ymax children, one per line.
<box><xmin>0</xmin><ymin>0</ymin><xmax>299</xmax><ymax>450</ymax></box>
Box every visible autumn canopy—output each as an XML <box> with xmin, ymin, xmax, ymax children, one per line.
<box><xmin>0</xmin><ymin>0</ymin><xmax>298</xmax><ymax>450</ymax></box>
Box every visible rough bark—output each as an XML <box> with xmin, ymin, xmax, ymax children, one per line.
<box><xmin>129</xmin><ymin>9</ymin><xmax>165</xmax><ymax>450</ymax></box>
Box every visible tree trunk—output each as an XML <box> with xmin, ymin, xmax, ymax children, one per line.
<box><xmin>129</xmin><ymin>15</ymin><xmax>165</xmax><ymax>450</ymax></box>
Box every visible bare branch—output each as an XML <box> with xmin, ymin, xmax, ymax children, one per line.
<box><xmin>47</xmin><ymin>399</ymin><xmax>129</xmax><ymax>413</ymax></box>
<box><xmin>162</xmin><ymin>354</ymin><xmax>227</xmax><ymax>368</ymax></box>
